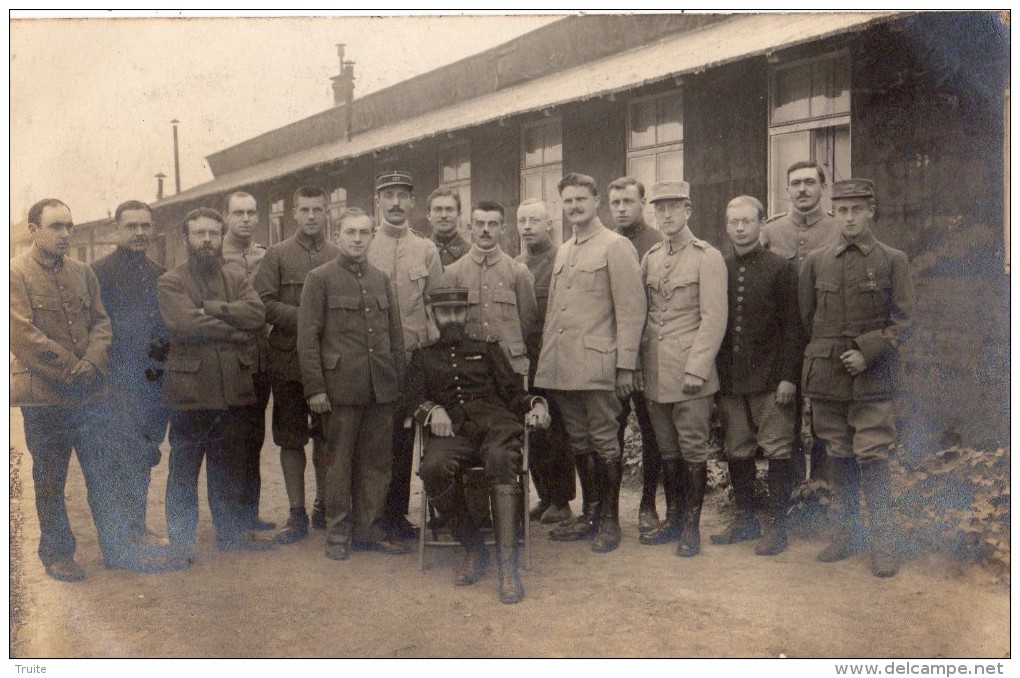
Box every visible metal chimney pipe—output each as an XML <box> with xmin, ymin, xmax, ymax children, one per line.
<box><xmin>171</xmin><ymin>119</ymin><xmax>181</xmax><ymax>194</ymax></box>
<box><xmin>156</xmin><ymin>172</ymin><xmax>166</xmax><ymax>201</ymax></box>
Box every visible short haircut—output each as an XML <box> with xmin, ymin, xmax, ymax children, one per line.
<box><xmin>224</xmin><ymin>191</ymin><xmax>256</xmax><ymax>214</ymax></box>
<box><xmin>337</xmin><ymin>206</ymin><xmax>375</xmax><ymax>230</ymax></box>
<box><xmin>182</xmin><ymin>207</ymin><xmax>225</xmax><ymax>236</ymax></box>
<box><xmin>426</xmin><ymin>187</ymin><xmax>462</xmax><ymax>213</ymax></box>
<box><xmin>517</xmin><ymin>198</ymin><xmax>549</xmax><ymax>217</ymax></box>
<box><xmin>607</xmin><ymin>176</ymin><xmax>645</xmax><ymax>200</ymax></box>
<box><xmin>557</xmin><ymin>172</ymin><xmax>599</xmax><ymax>197</ymax></box>
<box><xmin>292</xmin><ymin>186</ymin><xmax>327</xmax><ymax>205</ymax></box>
<box><xmin>726</xmin><ymin>195</ymin><xmax>766</xmax><ymax>221</ymax></box>
<box><xmin>28</xmin><ymin>198</ymin><xmax>69</xmax><ymax>227</ymax></box>
<box><xmin>786</xmin><ymin>161</ymin><xmax>827</xmax><ymax>184</ymax></box>
<box><xmin>114</xmin><ymin>200</ymin><xmax>152</xmax><ymax>224</ymax></box>
<box><xmin>471</xmin><ymin>200</ymin><xmax>505</xmax><ymax>220</ymax></box>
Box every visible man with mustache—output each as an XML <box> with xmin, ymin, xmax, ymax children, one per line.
<box><xmin>408</xmin><ymin>286</ymin><xmax>551</xmax><ymax>604</ymax></box>
<box><xmin>298</xmin><ymin>208</ymin><xmax>410</xmax><ymax>560</ymax></box>
<box><xmin>638</xmin><ymin>181</ymin><xmax>727</xmax><ymax>558</ymax></box>
<box><xmin>606</xmin><ymin>176</ymin><xmax>664</xmax><ymax>535</ymax></box>
<box><xmin>158</xmin><ymin>208</ymin><xmax>273</xmax><ymax>560</ymax></box>
<box><xmin>535</xmin><ymin>173</ymin><xmax>646</xmax><ymax>554</ymax></box>
<box><xmin>440</xmin><ymin>200</ymin><xmax>538</xmax><ymax>378</ymax></box>
<box><xmin>12</xmin><ymin>199</ymin><xmax>128</xmax><ymax>580</ymax></box>
<box><xmin>427</xmin><ymin>187</ymin><xmax>470</xmax><ymax>267</ymax></box>
<box><xmin>220</xmin><ymin>191</ymin><xmax>275</xmax><ymax>532</ymax></box>
<box><xmin>366</xmin><ymin>171</ymin><xmax>443</xmax><ymax>540</ymax></box>
<box><xmin>91</xmin><ymin>200</ymin><xmax>174</xmax><ymax>556</ymax></box>
<box><xmin>515</xmin><ymin>199</ymin><xmax>575</xmax><ymax>525</ymax></box>
<box><xmin>254</xmin><ymin>187</ymin><xmax>339</xmax><ymax>544</ymax></box>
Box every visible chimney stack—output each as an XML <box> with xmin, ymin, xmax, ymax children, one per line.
<box><xmin>156</xmin><ymin>172</ymin><xmax>167</xmax><ymax>201</ymax></box>
<box><xmin>330</xmin><ymin>44</ymin><xmax>356</xmax><ymax>142</ymax></box>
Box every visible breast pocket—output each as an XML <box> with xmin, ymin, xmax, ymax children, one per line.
<box><xmin>328</xmin><ymin>293</ymin><xmax>363</xmax><ymax>329</ymax></box>
<box><xmin>859</xmin><ymin>278</ymin><xmax>893</xmax><ymax>318</ymax></box>
<box><xmin>163</xmin><ymin>354</ymin><xmax>203</xmax><ymax>405</ymax></box>
<box><xmin>492</xmin><ymin>289</ymin><xmax>519</xmax><ymax>322</ymax></box>
<box><xmin>664</xmin><ymin>274</ymin><xmax>699</xmax><ymax>310</ymax></box>
<box><xmin>578</xmin><ymin>256</ymin><xmax>608</xmax><ymax>292</ymax></box>
<box><xmin>407</xmin><ymin>265</ymin><xmax>429</xmax><ymax>294</ymax></box>
<box><xmin>815</xmin><ymin>280</ymin><xmax>841</xmax><ymax>318</ymax></box>
<box><xmin>28</xmin><ymin>292</ymin><xmax>62</xmax><ymax>319</ymax></box>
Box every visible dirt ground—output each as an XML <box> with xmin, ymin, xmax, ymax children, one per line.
<box><xmin>8</xmin><ymin>407</ymin><xmax>1009</xmax><ymax>659</ymax></box>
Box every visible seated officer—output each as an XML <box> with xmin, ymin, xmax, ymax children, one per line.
<box><xmin>406</xmin><ymin>287</ymin><xmax>551</xmax><ymax>605</ymax></box>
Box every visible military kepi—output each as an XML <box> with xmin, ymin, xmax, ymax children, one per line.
<box><xmin>428</xmin><ymin>286</ymin><xmax>469</xmax><ymax>307</ymax></box>
<box><xmin>648</xmin><ymin>180</ymin><xmax>691</xmax><ymax>203</ymax></box>
<box><xmin>831</xmin><ymin>178</ymin><xmax>874</xmax><ymax>200</ymax></box>
<box><xmin>375</xmin><ymin>171</ymin><xmax>414</xmax><ymax>192</ymax></box>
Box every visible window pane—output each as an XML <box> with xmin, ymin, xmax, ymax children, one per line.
<box><xmin>523</xmin><ymin>172</ymin><xmax>544</xmax><ymax>201</ymax></box>
<box><xmin>523</xmin><ymin>126</ymin><xmax>544</xmax><ymax>168</ymax></box>
<box><xmin>544</xmin><ymin>123</ymin><xmax>562</xmax><ymax>164</ymax></box>
<box><xmin>810</xmin><ymin>57</ymin><xmax>850</xmax><ymax>118</ymax></box>
<box><xmin>769</xmin><ymin>131</ymin><xmax>811</xmax><ymax>215</ymax></box>
<box><xmin>458</xmin><ymin>152</ymin><xmax>470</xmax><ymax>180</ymax></box>
<box><xmin>772</xmin><ymin>64</ymin><xmax>812</xmax><ymax>124</ymax></box>
<box><xmin>657</xmin><ymin>94</ymin><xmax>683</xmax><ymax>144</ymax></box>
<box><xmin>627</xmin><ymin>153</ymin><xmax>656</xmax><ymax>189</ymax></box>
<box><xmin>630</xmin><ymin>99</ymin><xmax>657</xmax><ymax>149</ymax></box>
<box><xmin>656</xmin><ymin>150</ymin><xmax>683</xmax><ymax>182</ymax></box>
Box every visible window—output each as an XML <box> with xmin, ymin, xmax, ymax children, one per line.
<box><xmin>769</xmin><ymin>53</ymin><xmax>851</xmax><ymax>216</ymax></box>
<box><xmin>328</xmin><ymin>187</ymin><xmax>347</xmax><ymax>244</ymax></box>
<box><xmin>439</xmin><ymin>141</ymin><xmax>472</xmax><ymax>238</ymax></box>
<box><xmin>520</xmin><ymin>118</ymin><xmax>564</xmax><ymax>242</ymax></box>
<box><xmin>627</xmin><ymin>91</ymin><xmax>684</xmax><ymax>227</ymax></box>
<box><xmin>269</xmin><ymin>199</ymin><xmax>285</xmax><ymax>245</ymax></box>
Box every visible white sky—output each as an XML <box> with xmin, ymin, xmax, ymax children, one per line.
<box><xmin>9</xmin><ymin>13</ymin><xmax>563</xmax><ymax>224</ymax></box>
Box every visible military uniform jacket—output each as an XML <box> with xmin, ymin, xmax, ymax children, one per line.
<box><xmin>640</xmin><ymin>226</ymin><xmax>727</xmax><ymax>403</ymax></box>
<box><xmin>433</xmin><ymin>231</ymin><xmax>471</xmax><ymax>268</ymax></box>
<box><xmin>91</xmin><ymin>246</ymin><xmax>168</xmax><ymax>395</ymax></box>
<box><xmin>10</xmin><ymin>246</ymin><xmax>112</xmax><ymax>406</ymax></box>
<box><xmin>253</xmin><ymin>231</ymin><xmax>339</xmax><ymax>382</ymax></box>
<box><xmin>761</xmin><ymin>204</ymin><xmax>840</xmax><ymax>270</ymax></box>
<box><xmin>405</xmin><ymin>336</ymin><xmax>541</xmax><ymax>438</ymax></box>
<box><xmin>716</xmin><ymin>244</ymin><xmax>804</xmax><ymax>396</ymax></box>
<box><xmin>616</xmin><ymin>218</ymin><xmax>664</xmax><ymax>262</ymax></box>
<box><xmin>297</xmin><ymin>253</ymin><xmax>405</xmax><ymax>405</ymax></box>
<box><xmin>441</xmin><ymin>245</ymin><xmax>538</xmax><ymax>377</ymax></box>
<box><xmin>516</xmin><ymin>240</ymin><xmax>558</xmax><ymax>375</ymax></box>
<box><xmin>799</xmin><ymin>230</ymin><xmax>915</xmax><ymax>402</ymax></box>
<box><xmin>221</xmin><ymin>234</ymin><xmax>270</xmax><ymax>373</ymax></box>
<box><xmin>367</xmin><ymin>221</ymin><xmax>443</xmax><ymax>353</ymax></box>
<box><xmin>534</xmin><ymin>219</ymin><xmax>646</xmax><ymax>391</ymax></box>
<box><xmin>158</xmin><ymin>259</ymin><xmax>266</xmax><ymax>411</ymax></box>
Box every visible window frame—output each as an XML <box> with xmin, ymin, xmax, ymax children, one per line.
<box><xmin>520</xmin><ymin>117</ymin><xmax>564</xmax><ymax>243</ymax></box>
<box><xmin>626</xmin><ymin>90</ymin><xmax>684</xmax><ymax>228</ymax></box>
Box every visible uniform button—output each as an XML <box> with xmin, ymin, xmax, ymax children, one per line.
<box><xmin>738</xmin><ymin>287</ymin><xmax>745</xmax><ymax>292</ymax></box>
<box><xmin>571</xmin><ymin>262</ymin><xmax>576</xmax><ymax>267</ymax></box>
<box><xmin>737</xmin><ymin>296</ymin><xmax>743</xmax><ymax>302</ymax></box>
<box><xmin>68</xmin><ymin>320</ymin><xmax>72</xmax><ymax>324</ymax></box>
<box><xmin>799</xmin><ymin>239</ymin><xmax>806</xmax><ymax>245</ymax></box>
<box><xmin>453</xmin><ymin>376</ymin><xmax>458</xmax><ymax>381</ymax></box>
<box><xmin>738</xmin><ymin>276</ymin><xmax>744</xmax><ymax>282</ymax></box>
<box><xmin>483</xmin><ymin>322</ymin><xmax>488</xmax><ymax>326</ymax></box>
<box><xmin>733</xmin><ymin>346</ymin><xmax>740</xmax><ymax>353</ymax></box>
<box><xmin>368</xmin><ymin>328</ymin><xmax>374</xmax><ymax>333</ymax></box>
<box><xmin>561</xmin><ymin>306</ymin><xmax>566</xmax><ymax>311</ymax></box>
<box><xmin>566</xmin><ymin>284</ymin><xmax>572</xmax><ymax>289</ymax></box>
<box><xmin>365</xmin><ymin>307</ymin><xmax>371</xmax><ymax>312</ymax></box>
<box><xmin>736</xmin><ymin>315</ymin><xmax>742</xmax><ymax>322</ymax></box>
<box><xmin>658</xmin><ymin>336</ymin><xmax>663</xmax><ymax>341</ymax></box>
<box><xmin>558</xmin><ymin>329</ymin><xmax>563</xmax><ymax>334</ymax></box>
<box><xmin>739</xmin><ymin>266</ymin><xmax>746</xmax><ymax>273</ymax></box>
<box><xmin>483</xmin><ymin>285</ymin><xmax>489</xmax><ymax>290</ymax></box>
<box><xmin>735</xmin><ymin>326</ymin><xmax>742</xmax><ymax>332</ymax></box>
<box><xmin>483</xmin><ymin>304</ymin><xmax>489</xmax><ymax>308</ymax></box>
<box><xmin>362</xmin><ymin>289</ymin><xmax>367</xmax><ymax>294</ymax></box>
<box><xmin>369</xmin><ymin>348</ymin><xmax>374</xmax><ymax>353</ymax></box>
<box><xmin>665</xmin><ymin>262</ymin><xmax>672</xmax><ymax>268</ymax></box>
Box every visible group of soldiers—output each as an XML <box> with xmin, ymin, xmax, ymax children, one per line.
<box><xmin>11</xmin><ymin>160</ymin><xmax>914</xmax><ymax>606</ymax></box>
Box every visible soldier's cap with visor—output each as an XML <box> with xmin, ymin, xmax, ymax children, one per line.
<box><xmin>648</xmin><ymin>180</ymin><xmax>691</xmax><ymax>203</ymax></box>
<box><xmin>831</xmin><ymin>178</ymin><xmax>874</xmax><ymax>200</ymax></box>
<box><xmin>428</xmin><ymin>286</ymin><xmax>470</xmax><ymax>308</ymax></box>
<box><xmin>375</xmin><ymin>171</ymin><xmax>414</xmax><ymax>192</ymax></box>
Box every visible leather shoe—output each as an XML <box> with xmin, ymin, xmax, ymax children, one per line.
<box><xmin>311</xmin><ymin>499</ymin><xmax>326</xmax><ymax>530</ymax></box>
<box><xmin>249</xmin><ymin>517</ymin><xmax>277</xmax><ymax>531</ymax></box>
<box><xmin>45</xmin><ymin>559</ymin><xmax>86</xmax><ymax>583</ymax></box>
<box><xmin>454</xmin><ymin>546</ymin><xmax>490</xmax><ymax>586</ymax></box>
<box><xmin>540</xmin><ymin>503</ymin><xmax>572</xmax><ymax>524</ymax></box>
<box><xmin>387</xmin><ymin>516</ymin><xmax>420</xmax><ymax>541</ymax></box>
<box><xmin>325</xmin><ymin>542</ymin><xmax>350</xmax><ymax>561</ymax></box>
<box><xmin>353</xmin><ymin>537</ymin><xmax>411</xmax><ymax>555</ymax></box>
<box><xmin>219</xmin><ymin>531</ymin><xmax>277</xmax><ymax>552</ymax></box>
<box><xmin>528</xmin><ymin>501</ymin><xmax>550</xmax><ymax>521</ymax></box>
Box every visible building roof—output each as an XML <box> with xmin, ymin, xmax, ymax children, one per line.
<box><xmin>156</xmin><ymin>11</ymin><xmax>903</xmax><ymax>209</ymax></box>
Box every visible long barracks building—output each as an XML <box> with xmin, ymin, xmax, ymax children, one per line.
<box><xmin>73</xmin><ymin>12</ymin><xmax>1010</xmax><ymax>451</ymax></box>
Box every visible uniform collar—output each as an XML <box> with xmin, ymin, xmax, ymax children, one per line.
<box><xmin>525</xmin><ymin>239</ymin><xmax>553</xmax><ymax>256</ymax></box>
<box><xmin>572</xmin><ymin>217</ymin><xmax>605</xmax><ymax>245</ymax></box>
<box><xmin>616</xmin><ymin>217</ymin><xmax>649</xmax><ymax>240</ymax></box>
<box><xmin>665</xmin><ymin>226</ymin><xmax>694</xmax><ymax>254</ymax></box>
<box><xmin>433</xmin><ymin>230</ymin><xmax>463</xmax><ymax>247</ymax></box>
<box><xmin>733</xmin><ymin>242</ymin><xmax>765</xmax><ymax>262</ymax></box>
<box><xmin>295</xmin><ymin>229</ymin><xmax>326</xmax><ymax>251</ymax></box>
<box><xmin>381</xmin><ymin>220</ymin><xmax>409</xmax><ymax>239</ymax></box>
<box><xmin>337</xmin><ymin>251</ymin><xmax>366</xmax><ymax>273</ymax></box>
<box><xmin>469</xmin><ymin>244</ymin><xmax>503</xmax><ymax>265</ymax></box>
<box><xmin>30</xmin><ymin>244</ymin><xmax>64</xmax><ymax>271</ymax></box>
<box><xmin>113</xmin><ymin>245</ymin><xmax>149</xmax><ymax>263</ymax></box>
<box><xmin>834</xmin><ymin>229</ymin><xmax>878</xmax><ymax>256</ymax></box>
<box><xmin>224</xmin><ymin>231</ymin><xmax>255</xmax><ymax>253</ymax></box>
<box><xmin>790</xmin><ymin>203</ymin><xmax>827</xmax><ymax>228</ymax></box>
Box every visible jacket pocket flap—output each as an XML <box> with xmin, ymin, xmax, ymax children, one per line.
<box><xmin>508</xmin><ymin>341</ymin><xmax>527</xmax><ymax>357</ymax></box>
<box><xmin>467</xmin><ymin>288</ymin><xmax>481</xmax><ymax>304</ymax></box>
<box><xmin>804</xmin><ymin>342</ymin><xmax>834</xmax><ymax>359</ymax></box>
<box><xmin>323</xmin><ymin>353</ymin><xmax>340</xmax><ymax>370</ymax></box>
<box><xmin>667</xmin><ymin>274</ymin><xmax>700</xmax><ymax>289</ymax></box>
<box><xmin>408</xmin><ymin>265</ymin><xmax>429</xmax><ymax>280</ymax></box>
<box><xmin>815</xmin><ymin>280</ymin><xmax>840</xmax><ymax>292</ymax></box>
<box><xmin>376</xmin><ymin>294</ymin><xmax>389</xmax><ymax>310</ymax></box>
<box><xmin>166</xmin><ymin>354</ymin><xmax>201</xmax><ymax>372</ymax></box>
<box><xmin>492</xmin><ymin>289</ymin><xmax>516</xmax><ymax>304</ymax></box>
<box><xmin>328</xmin><ymin>294</ymin><xmax>362</xmax><ymax>310</ymax></box>
<box><xmin>583</xmin><ymin>335</ymin><xmax>616</xmax><ymax>354</ymax></box>
<box><xmin>28</xmin><ymin>293</ymin><xmax>60</xmax><ymax>311</ymax></box>
<box><xmin>579</xmin><ymin>256</ymin><xmax>608</xmax><ymax>273</ymax></box>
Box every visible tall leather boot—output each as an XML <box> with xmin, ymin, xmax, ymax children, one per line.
<box><xmin>637</xmin><ymin>442</ymin><xmax>661</xmax><ymax>534</ymax></box>
<box><xmin>860</xmin><ymin>459</ymin><xmax>899</xmax><ymax>577</ymax></box>
<box><xmin>549</xmin><ymin>453</ymin><xmax>599</xmax><ymax>541</ymax></box>
<box><xmin>676</xmin><ymin>461</ymin><xmax>707</xmax><ymax>558</ymax></box>
<box><xmin>756</xmin><ymin>458</ymin><xmax>793</xmax><ymax>556</ymax></box>
<box><xmin>710</xmin><ymin>458</ymin><xmax>761</xmax><ymax>545</ymax></box>
<box><xmin>592</xmin><ymin>458</ymin><xmax>622</xmax><ymax>553</ymax></box>
<box><xmin>492</xmin><ymin>484</ymin><xmax>524</xmax><ymax>604</ymax></box>
<box><xmin>640</xmin><ymin>458</ymin><xmax>683</xmax><ymax>545</ymax></box>
<box><xmin>431</xmin><ymin>479</ymin><xmax>489</xmax><ymax>586</ymax></box>
<box><xmin>817</xmin><ymin>457</ymin><xmax>867</xmax><ymax>562</ymax></box>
